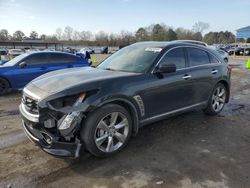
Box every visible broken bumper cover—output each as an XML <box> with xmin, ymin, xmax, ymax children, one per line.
<box><xmin>20</xmin><ymin>105</ymin><xmax>82</xmax><ymax>158</ymax></box>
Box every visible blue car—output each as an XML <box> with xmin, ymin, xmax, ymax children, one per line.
<box><xmin>0</xmin><ymin>51</ymin><xmax>89</xmax><ymax>94</ymax></box>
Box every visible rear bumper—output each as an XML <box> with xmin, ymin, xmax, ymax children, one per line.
<box><xmin>20</xmin><ymin>105</ymin><xmax>82</xmax><ymax>158</ymax></box>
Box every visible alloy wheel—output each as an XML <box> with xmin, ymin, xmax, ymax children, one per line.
<box><xmin>94</xmin><ymin>112</ymin><xmax>129</xmax><ymax>153</ymax></box>
<box><xmin>212</xmin><ymin>86</ymin><xmax>226</xmax><ymax>112</ymax></box>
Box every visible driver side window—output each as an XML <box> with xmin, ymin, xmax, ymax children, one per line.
<box><xmin>159</xmin><ymin>48</ymin><xmax>186</xmax><ymax>69</ymax></box>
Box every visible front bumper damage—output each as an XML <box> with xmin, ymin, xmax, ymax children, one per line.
<box><xmin>19</xmin><ymin>98</ymin><xmax>89</xmax><ymax>158</ymax></box>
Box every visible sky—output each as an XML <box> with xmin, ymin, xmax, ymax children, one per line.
<box><xmin>0</xmin><ymin>0</ymin><xmax>249</xmax><ymax>36</ymax></box>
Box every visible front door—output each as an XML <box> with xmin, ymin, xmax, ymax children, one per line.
<box><xmin>140</xmin><ymin>47</ymin><xmax>196</xmax><ymax>118</ymax></box>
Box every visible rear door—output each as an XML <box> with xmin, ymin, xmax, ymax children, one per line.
<box><xmin>47</xmin><ymin>53</ymin><xmax>87</xmax><ymax>71</ymax></box>
<box><xmin>185</xmin><ymin>47</ymin><xmax>216</xmax><ymax>103</ymax></box>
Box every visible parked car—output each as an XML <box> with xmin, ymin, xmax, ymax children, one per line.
<box><xmin>0</xmin><ymin>49</ymin><xmax>8</xmax><ymax>56</ymax></box>
<box><xmin>244</xmin><ymin>48</ymin><xmax>250</xmax><ymax>56</ymax></box>
<box><xmin>0</xmin><ymin>49</ymin><xmax>9</xmax><ymax>65</ymax></box>
<box><xmin>8</xmin><ymin>49</ymin><xmax>24</xmax><ymax>58</ymax></box>
<box><xmin>19</xmin><ymin>41</ymin><xmax>231</xmax><ymax>158</ymax></box>
<box><xmin>228</xmin><ymin>47</ymin><xmax>243</xmax><ymax>56</ymax></box>
<box><xmin>0</xmin><ymin>52</ymin><xmax>89</xmax><ymax>94</ymax></box>
<box><xmin>79</xmin><ymin>47</ymin><xmax>95</xmax><ymax>54</ymax></box>
<box><xmin>100</xmin><ymin>46</ymin><xmax>108</xmax><ymax>54</ymax></box>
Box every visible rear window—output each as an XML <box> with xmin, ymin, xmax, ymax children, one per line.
<box><xmin>187</xmin><ymin>48</ymin><xmax>210</xmax><ymax>67</ymax></box>
<box><xmin>209</xmin><ymin>54</ymin><xmax>220</xmax><ymax>64</ymax></box>
<box><xmin>49</xmin><ymin>54</ymin><xmax>80</xmax><ymax>64</ymax></box>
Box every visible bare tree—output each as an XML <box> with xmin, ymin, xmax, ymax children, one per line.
<box><xmin>55</xmin><ymin>28</ymin><xmax>63</xmax><ymax>40</ymax></box>
<box><xmin>40</xmin><ymin>34</ymin><xmax>46</xmax><ymax>41</ymax></box>
<box><xmin>72</xmin><ymin>31</ymin><xmax>81</xmax><ymax>41</ymax></box>
<box><xmin>192</xmin><ymin>21</ymin><xmax>210</xmax><ymax>34</ymax></box>
<box><xmin>79</xmin><ymin>31</ymin><xmax>93</xmax><ymax>41</ymax></box>
<box><xmin>95</xmin><ymin>31</ymin><xmax>109</xmax><ymax>46</ymax></box>
<box><xmin>63</xmin><ymin>26</ymin><xmax>74</xmax><ymax>40</ymax></box>
<box><xmin>45</xmin><ymin>34</ymin><xmax>58</xmax><ymax>42</ymax></box>
<box><xmin>0</xmin><ymin>29</ymin><xmax>10</xmax><ymax>41</ymax></box>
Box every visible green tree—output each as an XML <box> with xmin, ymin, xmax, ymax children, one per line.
<box><xmin>30</xmin><ymin>31</ymin><xmax>38</xmax><ymax>39</ymax></box>
<box><xmin>151</xmin><ymin>24</ymin><xmax>167</xmax><ymax>41</ymax></box>
<box><xmin>135</xmin><ymin>27</ymin><xmax>148</xmax><ymax>41</ymax></box>
<box><xmin>0</xmin><ymin>29</ymin><xmax>10</xmax><ymax>41</ymax></box>
<box><xmin>166</xmin><ymin>29</ymin><xmax>177</xmax><ymax>41</ymax></box>
<box><xmin>192</xmin><ymin>32</ymin><xmax>203</xmax><ymax>41</ymax></box>
<box><xmin>12</xmin><ymin>30</ymin><xmax>25</xmax><ymax>41</ymax></box>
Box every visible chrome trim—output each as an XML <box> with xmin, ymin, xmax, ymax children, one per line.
<box><xmin>141</xmin><ymin>102</ymin><xmax>206</xmax><ymax>124</ymax></box>
<box><xmin>151</xmin><ymin>45</ymin><xmax>222</xmax><ymax>74</ymax></box>
<box><xmin>22</xmin><ymin>121</ymin><xmax>39</xmax><ymax>142</ymax></box>
<box><xmin>133</xmin><ymin>95</ymin><xmax>145</xmax><ymax>116</ymax></box>
<box><xmin>23</xmin><ymin>87</ymin><xmax>41</xmax><ymax>101</ymax></box>
<box><xmin>182</xmin><ymin>75</ymin><xmax>192</xmax><ymax>79</ymax></box>
<box><xmin>211</xmin><ymin>70</ymin><xmax>218</xmax><ymax>74</ymax></box>
<box><xmin>21</xmin><ymin>103</ymin><xmax>40</xmax><ymax>118</ymax></box>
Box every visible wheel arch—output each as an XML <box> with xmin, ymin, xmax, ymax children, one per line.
<box><xmin>217</xmin><ymin>79</ymin><xmax>230</xmax><ymax>103</ymax></box>
<box><xmin>0</xmin><ymin>76</ymin><xmax>11</xmax><ymax>88</ymax></box>
<box><xmin>96</xmin><ymin>98</ymin><xmax>140</xmax><ymax>136</ymax></box>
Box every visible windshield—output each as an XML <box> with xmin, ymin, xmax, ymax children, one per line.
<box><xmin>10</xmin><ymin>49</ymin><xmax>22</xmax><ymax>53</ymax></box>
<box><xmin>97</xmin><ymin>44</ymin><xmax>162</xmax><ymax>73</ymax></box>
<box><xmin>3</xmin><ymin>53</ymin><xmax>28</xmax><ymax>66</ymax></box>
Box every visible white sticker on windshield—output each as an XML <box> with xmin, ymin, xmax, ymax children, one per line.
<box><xmin>145</xmin><ymin>47</ymin><xmax>162</xmax><ymax>52</ymax></box>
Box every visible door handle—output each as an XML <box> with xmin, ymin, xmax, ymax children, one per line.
<box><xmin>211</xmin><ymin>69</ymin><xmax>218</xmax><ymax>74</ymax></box>
<box><xmin>182</xmin><ymin>74</ymin><xmax>192</xmax><ymax>80</ymax></box>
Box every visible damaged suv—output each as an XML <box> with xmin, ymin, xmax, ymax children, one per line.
<box><xmin>20</xmin><ymin>41</ymin><xmax>231</xmax><ymax>158</ymax></box>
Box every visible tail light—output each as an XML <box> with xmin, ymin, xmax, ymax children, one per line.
<box><xmin>227</xmin><ymin>65</ymin><xmax>232</xmax><ymax>73</ymax></box>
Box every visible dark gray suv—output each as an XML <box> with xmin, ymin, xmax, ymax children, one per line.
<box><xmin>19</xmin><ymin>41</ymin><xmax>231</xmax><ymax>158</ymax></box>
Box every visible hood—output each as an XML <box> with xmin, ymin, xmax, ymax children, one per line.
<box><xmin>29</xmin><ymin>67</ymin><xmax>138</xmax><ymax>94</ymax></box>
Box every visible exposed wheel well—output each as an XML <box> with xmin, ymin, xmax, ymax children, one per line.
<box><xmin>217</xmin><ymin>80</ymin><xmax>230</xmax><ymax>103</ymax></box>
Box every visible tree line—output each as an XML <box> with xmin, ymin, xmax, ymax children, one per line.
<box><xmin>0</xmin><ymin>22</ymin><xmax>238</xmax><ymax>46</ymax></box>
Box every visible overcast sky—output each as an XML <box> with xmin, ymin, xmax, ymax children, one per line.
<box><xmin>0</xmin><ymin>0</ymin><xmax>249</xmax><ymax>36</ymax></box>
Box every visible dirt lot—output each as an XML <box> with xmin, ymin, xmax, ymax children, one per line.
<box><xmin>0</xmin><ymin>57</ymin><xmax>250</xmax><ymax>188</ymax></box>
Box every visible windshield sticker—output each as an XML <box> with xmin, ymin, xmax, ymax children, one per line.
<box><xmin>145</xmin><ymin>47</ymin><xmax>162</xmax><ymax>52</ymax></box>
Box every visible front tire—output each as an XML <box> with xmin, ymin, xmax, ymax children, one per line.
<box><xmin>204</xmin><ymin>83</ymin><xmax>227</xmax><ymax>115</ymax></box>
<box><xmin>81</xmin><ymin>104</ymin><xmax>132</xmax><ymax>157</ymax></box>
<box><xmin>0</xmin><ymin>78</ymin><xmax>10</xmax><ymax>95</ymax></box>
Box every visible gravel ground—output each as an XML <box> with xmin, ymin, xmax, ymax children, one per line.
<box><xmin>0</xmin><ymin>57</ymin><xmax>250</xmax><ymax>188</ymax></box>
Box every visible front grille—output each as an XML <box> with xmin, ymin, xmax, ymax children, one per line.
<box><xmin>22</xmin><ymin>94</ymin><xmax>39</xmax><ymax>115</ymax></box>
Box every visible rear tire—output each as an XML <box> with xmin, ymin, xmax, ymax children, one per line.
<box><xmin>204</xmin><ymin>83</ymin><xmax>227</xmax><ymax>115</ymax></box>
<box><xmin>81</xmin><ymin>104</ymin><xmax>132</xmax><ymax>157</ymax></box>
<box><xmin>0</xmin><ymin>78</ymin><xmax>10</xmax><ymax>95</ymax></box>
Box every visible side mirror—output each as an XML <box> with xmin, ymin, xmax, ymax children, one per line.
<box><xmin>19</xmin><ymin>61</ymin><xmax>27</xmax><ymax>69</ymax></box>
<box><xmin>156</xmin><ymin>63</ymin><xmax>176</xmax><ymax>73</ymax></box>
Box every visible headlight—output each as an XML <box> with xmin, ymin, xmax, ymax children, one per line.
<box><xmin>57</xmin><ymin>93</ymin><xmax>86</xmax><ymax>138</ymax></box>
<box><xmin>49</xmin><ymin>93</ymin><xmax>85</xmax><ymax>109</ymax></box>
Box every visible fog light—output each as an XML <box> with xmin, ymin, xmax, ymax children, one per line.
<box><xmin>42</xmin><ymin>133</ymin><xmax>52</xmax><ymax>145</ymax></box>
